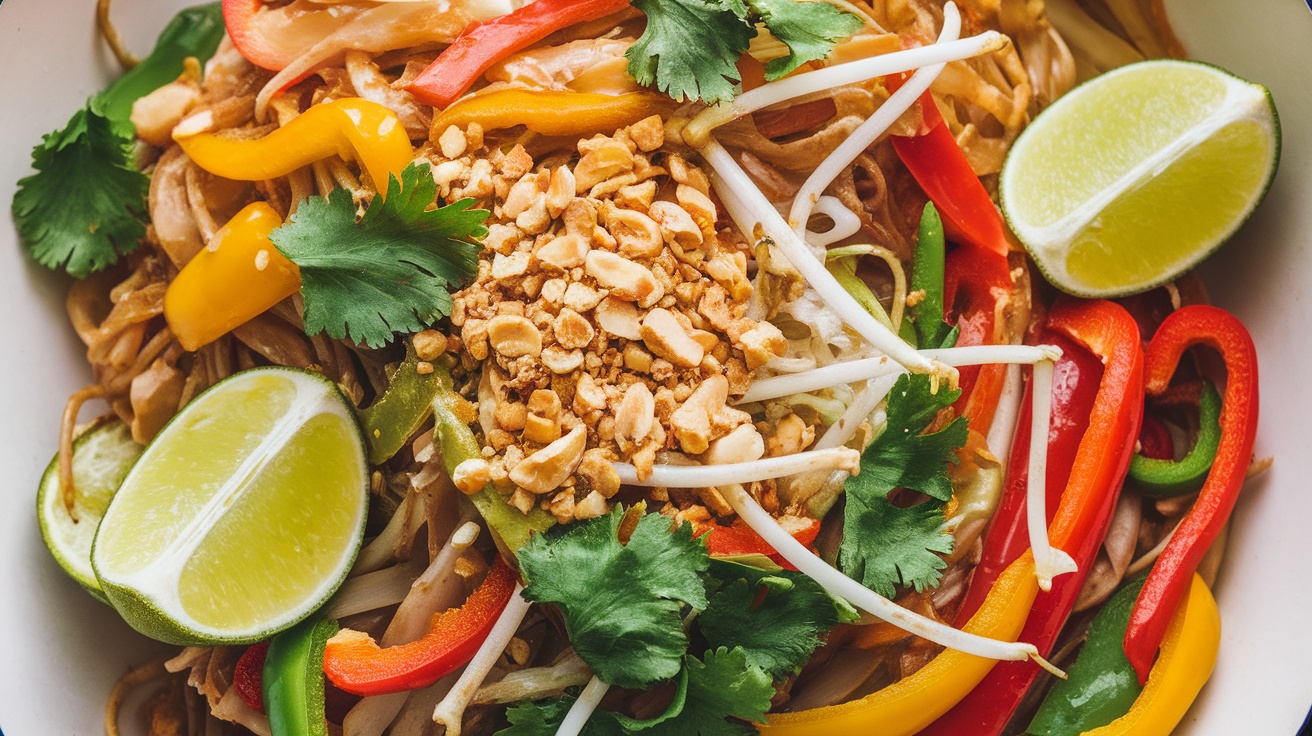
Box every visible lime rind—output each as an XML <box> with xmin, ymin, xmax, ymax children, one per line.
<box><xmin>91</xmin><ymin>367</ymin><xmax>369</xmax><ymax>646</ymax></box>
<box><xmin>36</xmin><ymin>418</ymin><xmax>143</xmax><ymax>604</ymax></box>
<box><xmin>1000</xmin><ymin>59</ymin><xmax>1281</xmax><ymax>298</ymax></box>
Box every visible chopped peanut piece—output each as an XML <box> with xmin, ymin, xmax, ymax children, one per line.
<box><xmin>452</xmin><ymin>458</ymin><xmax>491</xmax><ymax>495</ymax></box>
<box><xmin>487</xmin><ymin>315</ymin><xmax>542</xmax><ymax>358</ymax></box>
<box><xmin>614</xmin><ymin>383</ymin><xmax>656</xmax><ymax>450</ymax></box>
<box><xmin>703</xmin><ymin>424</ymin><xmax>766</xmax><ymax>465</ymax></box>
<box><xmin>641</xmin><ymin>308</ymin><xmax>705</xmax><ymax>368</ymax></box>
<box><xmin>509</xmin><ymin>425</ymin><xmax>587</xmax><ymax>495</ymax></box>
<box><xmin>585</xmin><ymin>251</ymin><xmax>664</xmax><ymax>307</ymax></box>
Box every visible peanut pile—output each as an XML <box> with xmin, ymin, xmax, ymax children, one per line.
<box><xmin>433</xmin><ymin>116</ymin><xmax>788</xmax><ymax>524</ymax></box>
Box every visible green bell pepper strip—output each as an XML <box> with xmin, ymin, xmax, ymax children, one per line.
<box><xmin>95</xmin><ymin>3</ymin><xmax>227</xmax><ymax>121</ymax></box>
<box><xmin>1027</xmin><ymin>577</ymin><xmax>1147</xmax><ymax>735</ymax></box>
<box><xmin>361</xmin><ymin>347</ymin><xmax>441</xmax><ymax>465</ymax></box>
<box><xmin>263</xmin><ymin>618</ymin><xmax>339</xmax><ymax>736</ymax></box>
<box><xmin>908</xmin><ymin>203</ymin><xmax>957</xmax><ymax>350</ymax></box>
<box><xmin>431</xmin><ymin>361</ymin><xmax>554</xmax><ymax>550</ymax></box>
<box><xmin>1127</xmin><ymin>381</ymin><xmax>1222</xmax><ymax>497</ymax></box>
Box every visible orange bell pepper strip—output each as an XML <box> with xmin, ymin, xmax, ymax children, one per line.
<box><xmin>760</xmin><ymin>553</ymin><xmax>1040</xmax><ymax>736</ymax></box>
<box><xmin>430</xmin><ymin>89</ymin><xmax>674</xmax><ymax>138</ymax></box>
<box><xmin>1085</xmin><ymin>574</ymin><xmax>1221</xmax><ymax>736</ymax></box>
<box><xmin>322</xmin><ymin>557</ymin><xmax>518</xmax><ymax>696</ymax></box>
<box><xmin>174</xmin><ymin>98</ymin><xmax>412</xmax><ymax>193</ymax></box>
<box><xmin>163</xmin><ymin>202</ymin><xmax>298</xmax><ymax>351</ymax></box>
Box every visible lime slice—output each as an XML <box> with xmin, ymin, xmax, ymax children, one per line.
<box><xmin>1000</xmin><ymin>59</ymin><xmax>1280</xmax><ymax>297</ymax></box>
<box><xmin>37</xmin><ymin>418</ymin><xmax>143</xmax><ymax>603</ymax></box>
<box><xmin>91</xmin><ymin>367</ymin><xmax>369</xmax><ymax>645</ymax></box>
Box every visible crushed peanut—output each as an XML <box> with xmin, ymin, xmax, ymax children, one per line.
<box><xmin>441</xmin><ymin>116</ymin><xmax>786</xmax><ymax>522</ymax></box>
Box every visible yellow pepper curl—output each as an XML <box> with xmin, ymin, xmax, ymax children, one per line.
<box><xmin>761</xmin><ymin>553</ymin><xmax>1041</xmax><ymax>736</ymax></box>
<box><xmin>174</xmin><ymin>98</ymin><xmax>412</xmax><ymax>192</ymax></box>
<box><xmin>163</xmin><ymin>202</ymin><xmax>297</xmax><ymax>351</ymax></box>
<box><xmin>1083</xmin><ymin>574</ymin><xmax>1220</xmax><ymax>736</ymax></box>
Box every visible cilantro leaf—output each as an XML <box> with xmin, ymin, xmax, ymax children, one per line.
<box><xmin>518</xmin><ymin>508</ymin><xmax>710</xmax><ymax>689</ymax></box>
<box><xmin>627</xmin><ymin>0</ymin><xmax>755</xmax><ymax>104</ymax></box>
<box><xmin>839</xmin><ymin>374</ymin><xmax>967</xmax><ymax>597</ymax></box>
<box><xmin>12</xmin><ymin>109</ymin><xmax>147</xmax><ymax>277</ymax></box>
<box><xmin>270</xmin><ymin>162</ymin><xmax>485</xmax><ymax>349</ymax></box>
<box><xmin>644</xmin><ymin>648</ymin><xmax>774</xmax><ymax>736</ymax></box>
<box><xmin>749</xmin><ymin>0</ymin><xmax>864</xmax><ymax>80</ymax></box>
<box><xmin>700</xmin><ymin>560</ymin><xmax>851</xmax><ymax>678</ymax></box>
<box><xmin>498</xmin><ymin>649</ymin><xmax>770</xmax><ymax>736</ymax></box>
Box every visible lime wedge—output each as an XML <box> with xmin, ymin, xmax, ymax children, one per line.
<box><xmin>1000</xmin><ymin>59</ymin><xmax>1280</xmax><ymax>297</ymax></box>
<box><xmin>37</xmin><ymin>418</ymin><xmax>143</xmax><ymax>603</ymax></box>
<box><xmin>91</xmin><ymin>367</ymin><xmax>369</xmax><ymax>645</ymax></box>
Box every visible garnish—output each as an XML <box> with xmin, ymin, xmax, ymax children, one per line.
<box><xmin>839</xmin><ymin>373</ymin><xmax>968</xmax><ymax>597</ymax></box>
<box><xmin>516</xmin><ymin>507</ymin><xmax>709</xmax><ymax>689</ymax></box>
<box><xmin>11</xmin><ymin>4</ymin><xmax>226</xmax><ymax>277</ymax></box>
<box><xmin>499</xmin><ymin>648</ymin><xmax>774</xmax><ymax>736</ymax></box>
<box><xmin>626</xmin><ymin>0</ymin><xmax>862</xmax><ymax>104</ymax></box>
<box><xmin>269</xmin><ymin>162</ymin><xmax>486</xmax><ymax>349</ymax></box>
<box><xmin>700</xmin><ymin>560</ymin><xmax>855</xmax><ymax>678</ymax></box>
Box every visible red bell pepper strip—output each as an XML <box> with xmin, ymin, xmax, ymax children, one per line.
<box><xmin>322</xmin><ymin>557</ymin><xmax>518</xmax><ymax>696</ymax></box>
<box><xmin>222</xmin><ymin>0</ymin><xmax>356</xmax><ymax>71</ymax></box>
<box><xmin>694</xmin><ymin>517</ymin><xmax>821</xmax><ymax>571</ymax></box>
<box><xmin>887</xmin><ymin>78</ymin><xmax>1015</xmax><ymax>429</ymax></box>
<box><xmin>1123</xmin><ymin>305</ymin><xmax>1258</xmax><ymax>682</ymax></box>
<box><xmin>406</xmin><ymin>0</ymin><xmax>633</xmax><ymax>109</ymax></box>
<box><xmin>924</xmin><ymin>299</ymin><xmax>1144</xmax><ymax>736</ymax></box>
<box><xmin>892</xmin><ymin>90</ymin><xmax>1011</xmax><ymax>260</ymax></box>
<box><xmin>943</xmin><ymin>234</ymin><xmax>1016</xmax><ymax>433</ymax></box>
<box><xmin>1137</xmin><ymin>413</ymin><xmax>1175</xmax><ymax>461</ymax></box>
<box><xmin>235</xmin><ymin>641</ymin><xmax>270</xmax><ymax>713</ymax></box>
<box><xmin>953</xmin><ymin>329</ymin><xmax>1104</xmax><ymax>624</ymax></box>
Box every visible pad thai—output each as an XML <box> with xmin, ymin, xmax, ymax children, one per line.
<box><xmin>12</xmin><ymin>0</ymin><xmax>1273</xmax><ymax>734</ymax></box>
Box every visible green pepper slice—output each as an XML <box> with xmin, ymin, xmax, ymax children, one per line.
<box><xmin>361</xmin><ymin>346</ymin><xmax>441</xmax><ymax>465</ymax></box>
<box><xmin>1027</xmin><ymin>577</ymin><xmax>1146</xmax><ymax>736</ymax></box>
<box><xmin>430</xmin><ymin>361</ymin><xmax>554</xmax><ymax>550</ymax></box>
<box><xmin>1128</xmin><ymin>380</ymin><xmax>1222</xmax><ymax>497</ymax></box>
<box><xmin>263</xmin><ymin>618</ymin><xmax>339</xmax><ymax>736</ymax></box>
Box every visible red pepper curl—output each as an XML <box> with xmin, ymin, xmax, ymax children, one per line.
<box><xmin>1123</xmin><ymin>305</ymin><xmax>1258</xmax><ymax>683</ymax></box>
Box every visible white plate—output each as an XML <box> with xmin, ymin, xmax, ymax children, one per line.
<box><xmin>1</xmin><ymin>0</ymin><xmax>1309</xmax><ymax>733</ymax></box>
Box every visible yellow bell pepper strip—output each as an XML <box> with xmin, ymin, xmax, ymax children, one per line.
<box><xmin>1123</xmin><ymin>305</ymin><xmax>1257</xmax><ymax>682</ymax></box>
<box><xmin>174</xmin><ymin>98</ymin><xmax>412</xmax><ymax>193</ymax></box>
<box><xmin>429</xmin><ymin>90</ymin><xmax>675</xmax><ymax>138</ymax></box>
<box><xmin>759</xmin><ymin>553</ymin><xmax>1040</xmax><ymax>736</ymax></box>
<box><xmin>1083</xmin><ymin>574</ymin><xmax>1221</xmax><ymax>736</ymax></box>
<box><xmin>163</xmin><ymin>202</ymin><xmax>299</xmax><ymax>351</ymax></box>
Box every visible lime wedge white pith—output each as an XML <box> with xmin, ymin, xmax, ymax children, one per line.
<box><xmin>91</xmin><ymin>367</ymin><xmax>369</xmax><ymax>646</ymax></box>
<box><xmin>1000</xmin><ymin>59</ymin><xmax>1280</xmax><ymax>298</ymax></box>
<box><xmin>37</xmin><ymin>418</ymin><xmax>143</xmax><ymax>603</ymax></box>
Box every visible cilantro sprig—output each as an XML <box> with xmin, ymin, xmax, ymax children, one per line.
<box><xmin>700</xmin><ymin>560</ymin><xmax>856</xmax><ymax>678</ymax></box>
<box><xmin>11</xmin><ymin>4</ymin><xmax>225</xmax><ymax>278</ymax></box>
<box><xmin>839</xmin><ymin>374</ymin><xmax>968</xmax><ymax>598</ymax></box>
<box><xmin>270</xmin><ymin>162</ymin><xmax>486</xmax><ymax>349</ymax></box>
<box><xmin>501</xmin><ymin>648</ymin><xmax>773</xmax><ymax>736</ymax></box>
<box><xmin>506</xmin><ymin>509</ymin><xmax>851</xmax><ymax>735</ymax></box>
<box><xmin>517</xmin><ymin>508</ymin><xmax>710</xmax><ymax>689</ymax></box>
<box><xmin>627</xmin><ymin>0</ymin><xmax>863</xmax><ymax>103</ymax></box>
